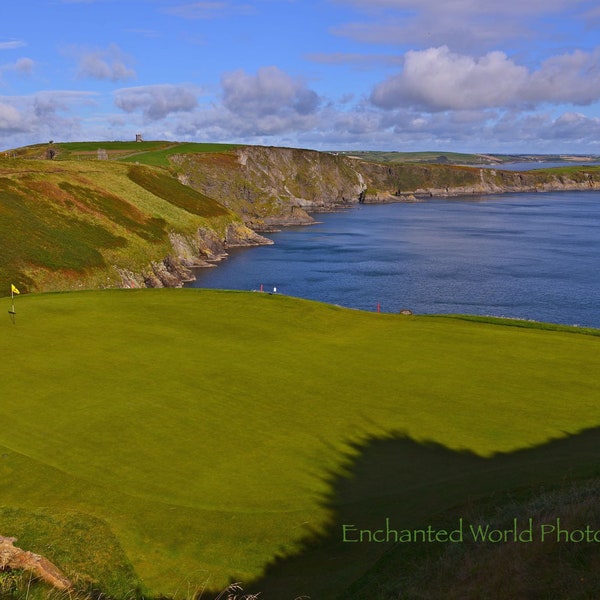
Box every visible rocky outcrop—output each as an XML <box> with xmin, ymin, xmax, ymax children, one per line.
<box><xmin>0</xmin><ymin>536</ymin><xmax>71</xmax><ymax>591</ymax></box>
<box><xmin>116</xmin><ymin>221</ymin><xmax>273</xmax><ymax>288</ymax></box>
<box><xmin>173</xmin><ymin>146</ymin><xmax>365</xmax><ymax>230</ymax></box>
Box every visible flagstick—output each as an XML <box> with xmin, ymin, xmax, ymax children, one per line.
<box><xmin>9</xmin><ymin>286</ymin><xmax>16</xmax><ymax>324</ymax></box>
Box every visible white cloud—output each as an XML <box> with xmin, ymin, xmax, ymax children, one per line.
<box><xmin>291</xmin><ymin>105</ymin><xmax>600</xmax><ymax>152</ymax></box>
<box><xmin>75</xmin><ymin>44</ymin><xmax>136</xmax><ymax>81</ymax></box>
<box><xmin>165</xmin><ymin>68</ymin><xmax>323</xmax><ymax>139</ymax></box>
<box><xmin>332</xmin><ymin>0</ymin><xmax>578</xmax><ymax>17</ymax></box>
<box><xmin>0</xmin><ymin>102</ymin><xmax>27</xmax><ymax>133</ymax></box>
<box><xmin>0</xmin><ymin>91</ymin><xmax>95</xmax><ymax>144</ymax></box>
<box><xmin>0</xmin><ymin>40</ymin><xmax>27</xmax><ymax>50</ymax></box>
<box><xmin>371</xmin><ymin>46</ymin><xmax>600</xmax><ymax>112</ymax></box>
<box><xmin>114</xmin><ymin>84</ymin><xmax>199</xmax><ymax>120</ymax></box>
<box><xmin>31</xmin><ymin>90</ymin><xmax>97</xmax><ymax>115</ymax></box>
<box><xmin>14</xmin><ymin>58</ymin><xmax>35</xmax><ymax>74</ymax></box>
<box><xmin>221</xmin><ymin>66</ymin><xmax>320</xmax><ymax>119</ymax></box>
<box><xmin>371</xmin><ymin>47</ymin><xmax>528</xmax><ymax>111</ymax></box>
<box><xmin>0</xmin><ymin>57</ymin><xmax>35</xmax><ymax>79</ymax></box>
<box><xmin>526</xmin><ymin>49</ymin><xmax>600</xmax><ymax>106</ymax></box>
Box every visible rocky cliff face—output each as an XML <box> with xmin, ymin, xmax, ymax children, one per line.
<box><xmin>116</xmin><ymin>222</ymin><xmax>272</xmax><ymax>289</ymax></box>
<box><xmin>124</xmin><ymin>149</ymin><xmax>600</xmax><ymax>288</ymax></box>
<box><xmin>174</xmin><ymin>146</ymin><xmax>366</xmax><ymax>230</ymax></box>
<box><xmin>352</xmin><ymin>160</ymin><xmax>600</xmax><ymax>201</ymax></box>
<box><xmin>174</xmin><ymin>147</ymin><xmax>600</xmax><ymax>229</ymax></box>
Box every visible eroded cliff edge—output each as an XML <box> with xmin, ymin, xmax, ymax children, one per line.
<box><xmin>174</xmin><ymin>146</ymin><xmax>600</xmax><ymax>229</ymax></box>
<box><xmin>0</xmin><ymin>158</ymin><xmax>272</xmax><ymax>294</ymax></box>
<box><xmin>173</xmin><ymin>146</ymin><xmax>366</xmax><ymax>230</ymax></box>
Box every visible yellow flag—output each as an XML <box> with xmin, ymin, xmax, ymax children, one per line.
<box><xmin>11</xmin><ymin>284</ymin><xmax>20</xmax><ymax>295</ymax></box>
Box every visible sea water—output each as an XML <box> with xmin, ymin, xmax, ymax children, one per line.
<box><xmin>186</xmin><ymin>191</ymin><xmax>600</xmax><ymax>329</ymax></box>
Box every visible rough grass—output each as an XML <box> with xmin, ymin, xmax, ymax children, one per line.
<box><xmin>118</xmin><ymin>142</ymin><xmax>240</xmax><ymax>168</ymax></box>
<box><xmin>127</xmin><ymin>164</ymin><xmax>230</xmax><ymax>217</ymax></box>
<box><xmin>1</xmin><ymin>289</ymin><xmax>599</xmax><ymax>598</ymax></box>
<box><xmin>0</xmin><ymin>159</ymin><xmax>230</xmax><ymax>292</ymax></box>
<box><xmin>347</xmin><ymin>477</ymin><xmax>600</xmax><ymax>599</ymax></box>
<box><xmin>3</xmin><ymin>141</ymin><xmax>240</xmax><ymax>167</ymax></box>
<box><xmin>0</xmin><ymin>507</ymin><xmax>141</xmax><ymax>599</ymax></box>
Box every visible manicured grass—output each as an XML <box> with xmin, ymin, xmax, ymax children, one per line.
<box><xmin>1</xmin><ymin>289</ymin><xmax>600</xmax><ymax>597</ymax></box>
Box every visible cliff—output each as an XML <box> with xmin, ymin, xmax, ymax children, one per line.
<box><xmin>356</xmin><ymin>161</ymin><xmax>600</xmax><ymax>200</ymax></box>
<box><xmin>172</xmin><ymin>146</ymin><xmax>365</xmax><ymax>230</ymax></box>
<box><xmin>173</xmin><ymin>146</ymin><xmax>600</xmax><ymax>227</ymax></box>
<box><xmin>4</xmin><ymin>142</ymin><xmax>600</xmax><ymax>294</ymax></box>
<box><xmin>0</xmin><ymin>158</ymin><xmax>270</xmax><ymax>294</ymax></box>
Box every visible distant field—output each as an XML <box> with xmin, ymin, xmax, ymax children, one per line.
<box><xmin>337</xmin><ymin>150</ymin><xmax>600</xmax><ymax>166</ymax></box>
<box><xmin>117</xmin><ymin>142</ymin><xmax>239</xmax><ymax>167</ymax></box>
<box><xmin>527</xmin><ymin>164</ymin><xmax>600</xmax><ymax>176</ymax></box>
<box><xmin>55</xmin><ymin>141</ymin><xmax>239</xmax><ymax>167</ymax></box>
<box><xmin>5</xmin><ymin>141</ymin><xmax>240</xmax><ymax>168</ymax></box>
<box><xmin>1</xmin><ymin>289</ymin><xmax>600</xmax><ymax>598</ymax></box>
<box><xmin>339</xmin><ymin>150</ymin><xmax>494</xmax><ymax>164</ymax></box>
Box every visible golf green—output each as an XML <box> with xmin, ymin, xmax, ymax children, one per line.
<box><xmin>0</xmin><ymin>288</ymin><xmax>599</xmax><ymax>597</ymax></box>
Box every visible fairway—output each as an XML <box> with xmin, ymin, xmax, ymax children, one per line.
<box><xmin>1</xmin><ymin>289</ymin><xmax>600</xmax><ymax>598</ymax></box>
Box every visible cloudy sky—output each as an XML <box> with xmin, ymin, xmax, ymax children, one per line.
<box><xmin>2</xmin><ymin>0</ymin><xmax>600</xmax><ymax>152</ymax></box>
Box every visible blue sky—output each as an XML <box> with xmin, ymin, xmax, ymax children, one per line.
<box><xmin>2</xmin><ymin>0</ymin><xmax>600</xmax><ymax>152</ymax></box>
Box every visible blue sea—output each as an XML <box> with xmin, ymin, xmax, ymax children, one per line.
<box><xmin>186</xmin><ymin>191</ymin><xmax>600</xmax><ymax>329</ymax></box>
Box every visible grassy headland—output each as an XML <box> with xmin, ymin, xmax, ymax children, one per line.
<box><xmin>6</xmin><ymin>141</ymin><xmax>239</xmax><ymax>168</ymax></box>
<box><xmin>1</xmin><ymin>289</ymin><xmax>599</xmax><ymax>598</ymax></box>
<box><xmin>0</xmin><ymin>157</ymin><xmax>246</xmax><ymax>293</ymax></box>
<box><xmin>337</xmin><ymin>150</ymin><xmax>600</xmax><ymax>166</ymax></box>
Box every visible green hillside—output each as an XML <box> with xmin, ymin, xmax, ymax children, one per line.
<box><xmin>1</xmin><ymin>289</ymin><xmax>599</xmax><ymax>598</ymax></box>
<box><xmin>0</xmin><ymin>158</ymin><xmax>237</xmax><ymax>293</ymax></box>
<box><xmin>6</xmin><ymin>141</ymin><xmax>239</xmax><ymax>167</ymax></box>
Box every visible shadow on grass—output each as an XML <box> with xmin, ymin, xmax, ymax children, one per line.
<box><xmin>239</xmin><ymin>426</ymin><xmax>600</xmax><ymax>600</ymax></box>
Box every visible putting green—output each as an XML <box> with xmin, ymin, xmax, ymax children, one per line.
<box><xmin>0</xmin><ymin>289</ymin><xmax>599</xmax><ymax>596</ymax></box>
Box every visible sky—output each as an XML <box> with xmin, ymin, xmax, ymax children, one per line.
<box><xmin>2</xmin><ymin>0</ymin><xmax>600</xmax><ymax>153</ymax></box>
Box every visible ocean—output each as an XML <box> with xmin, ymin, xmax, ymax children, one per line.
<box><xmin>186</xmin><ymin>190</ymin><xmax>600</xmax><ymax>329</ymax></box>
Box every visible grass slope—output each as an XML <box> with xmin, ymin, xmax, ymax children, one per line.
<box><xmin>1</xmin><ymin>289</ymin><xmax>599</xmax><ymax>597</ymax></box>
<box><xmin>0</xmin><ymin>159</ymin><xmax>234</xmax><ymax>293</ymax></box>
<box><xmin>117</xmin><ymin>142</ymin><xmax>240</xmax><ymax>168</ymax></box>
<box><xmin>6</xmin><ymin>141</ymin><xmax>240</xmax><ymax>168</ymax></box>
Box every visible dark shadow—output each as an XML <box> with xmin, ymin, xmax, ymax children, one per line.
<box><xmin>236</xmin><ymin>426</ymin><xmax>600</xmax><ymax>600</ymax></box>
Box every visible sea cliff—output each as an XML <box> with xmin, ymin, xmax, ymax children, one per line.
<box><xmin>3</xmin><ymin>142</ymin><xmax>600</xmax><ymax>293</ymax></box>
<box><xmin>174</xmin><ymin>146</ymin><xmax>600</xmax><ymax>227</ymax></box>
